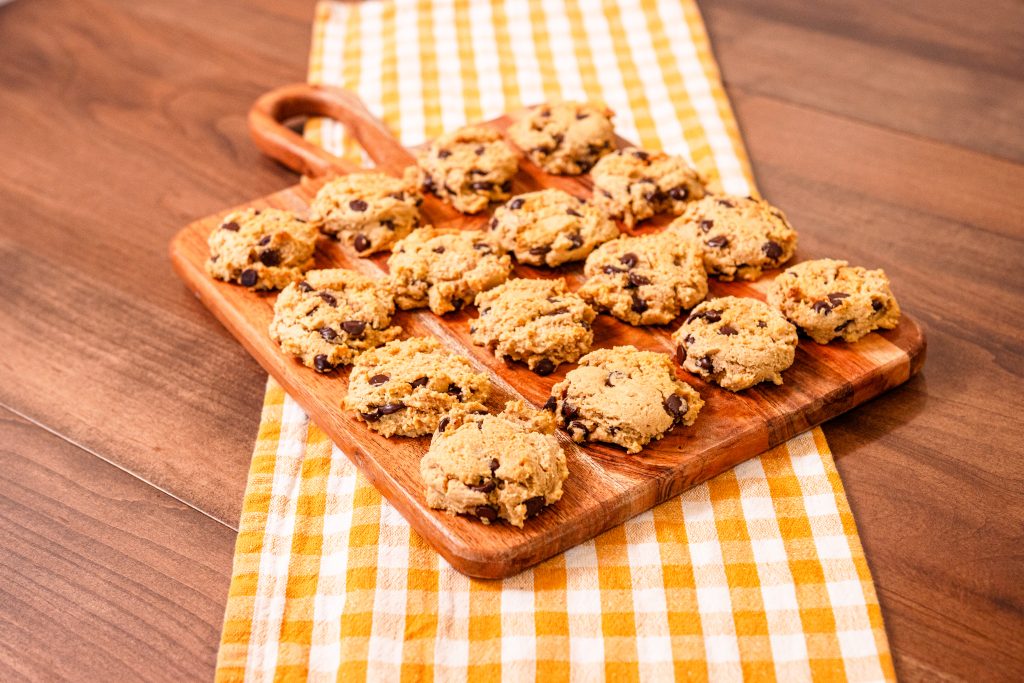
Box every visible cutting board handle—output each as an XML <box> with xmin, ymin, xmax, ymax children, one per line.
<box><xmin>248</xmin><ymin>83</ymin><xmax>416</xmax><ymax>178</ymax></box>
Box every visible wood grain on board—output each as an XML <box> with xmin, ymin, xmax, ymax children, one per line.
<box><xmin>170</xmin><ymin>84</ymin><xmax>924</xmax><ymax>578</ymax></box>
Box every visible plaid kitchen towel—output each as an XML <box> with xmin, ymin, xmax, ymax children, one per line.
<box><xmin>216</xmin><ymin>1</ymin><xmax>896</xmax><ymax>681</ymax></box>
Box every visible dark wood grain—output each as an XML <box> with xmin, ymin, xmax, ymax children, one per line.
<box><xmin>171</xmin><ymin>86</ymin><xmax>924</xmax><ymax>578</ymax></box>
<box><xmin>0</xmin><ymin>407</ymin><xmax>235</xmax><ymax>682</ymax></box>
<box><xmin>0</xmin><ymin>0</ymin><xmax>1021</xmax><ymax>677</ymax></box>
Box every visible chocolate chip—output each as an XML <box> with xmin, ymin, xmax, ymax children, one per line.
<box><xmin>360</xmin><ymin>409</ymin><xmax>382</xmax><ymax>422</ymax></box>
<box><xmin>827</xmin><ymin>292</ymin><xmax>850</xmax><ymax>306</ymax></box>
<box><xmin>568</xmin><ymin>420</ymin><xmax>591</xmax><ymax>440</ymax></box>
<box><xmin>319</xmin><ymin>327</ymin><xmax>337</xmax><ymax>341</ymax></box>
<box><xmin>872</xmin><ymin>300</ymin><xmax>885</xmax><ymax>312</ymax></box>
<box><xmin>628</xmin><ymin>272</ymin><xmax>650</xmax><ymax>287</ymax></box>
<box><xmin>699</xmin><ymin>219</ymin><xmax>714</xmax><ymax>233</ymax></box>
<box><xmin>313</xmin><ymin>354</ymin><xmax>334</xmax><ymax>373</ymax></box>
<box><xmin>529</xmin><ymin>245</ymin><xmax>551</xmax><ymax>256</ymax></box>
<box><xmin>524</xmin><ymin>496</ymin><xmax>546</xmax><ymax>517</ymax></box>
<box><xmin>644</xmin><ymin>188</ymin><xmax>667</xmax><ymax>203</ymax></box>
<box><xmin>298</xmin><ymin>280</ymin><xmax>313</xmax><ymax>293</ymax></box>
<box><xmin>319</xmin><ymin>292</ymin><xmax>337</xmax><ymax>306</ymax></box>
<box><xmin>447</xmin><ymin>383</ymin><xmax>464</xmax><ymax>400</ymax></box>
<box><xmin>475</xmin><ymin>145</ymin><xmax>485</xmax><ymax>155</ymax></box>
<box><xmin>210</xmin><ymin>255</ymin><xmax>219</xmax><ymax>262</ymax></box>
<box><xmin>379</xmin><ymin>403</ymin><xmax>404</xmax><ymax>415</ymax></box>
<box><xmin>470</xmin><ymin>481</ymin><xmax>496</xmax><ymax>493</ymax></box>
<box><xmin>601</xmin><ymin>189</ymin><xmax>612</xmax><ymax>198</ymax></box>
<box><xmin>619</xmin><ymin>252</ymin><xmax>639</xmax><ymax>268</ymax></box>
<box><xmin>342</xmin><ymin>320</ymin><xmax>367</xmax><ymax>336</ymax></box>
<box><xmin>388</xmin><ymin>191</ymin><xmax>406</xmax><ymax>201</ymax></box>
<box><xmin>259</xmin><ymin>249</ymin><xmax>281</xmax><ymax>266</ymax></box>
<box><xmin>668</xmin><ymin>186</ymin><xmax>690</xmax><ymax>201</ymax></box>
<box><xmin>353</xmin><ymin>234</ymin><xmax>371</xmax><ymax>252</ymax></box>
<box><xmin>437</xmin><ymin>416</ymin><xmax>450</xmax><ymax>432</ymax></box>
<box><xmin>543</xmin><ymin>307</ymin><xmax>569</xmax><ymax>317</ymax></box>
<box><xmin>719</xmin><ymin>324</ymin><xmax>738</xmax><ymax>336</ymax></box>
<box><xmin>221</xmin><ymin>221</ymin><xmax>240</xmax><ymax>231</ymax></box>
<box><xmin>762</xmin><ymin>241</ymin><xmax>783</xmax><ymax>260</ymax></box>
<box><xmin>706</xmin><ymin>235</ymin><xmax>729</xmax><ymax>249</ymax></box>
<box><xmin>757</xmin><ymin>320</ymin><xmax>767</xmax><ymax>328</ymax></box>
<box><xmin>381</xmin><ymin>219</ymin><xmax>395</xmax><ymax>230</ymax></box>
<box><xmin>632</xmin><ymin>149</ymin><xmax>649</xmax><ymax>161</ymax></box>
<box><xmin>369</xmin><ymin>374</ymin><xmax>389</xmax><ymax>386</ymax></box>
<box><xmin>490</xmin><ymin>458</ymin><xmax>500</xmax><ymax>473</ymax></box>
<box><xmin>566</xmin><ymin>208</ymin><xmax>582</xmax><ymax>217</ymax></box>
<box><xmin>604</xmin><ymin>371</ymin><xmax>622</xmax><ymax>387</ymax></box>
<box><xmin>239</xmin><ymin>269</ymin><xmax>258</xmax><ymax>287</ymax></box>
<box><xmin>631</xmin><ymin>292</ymin><xmax>648</xmax><ymax>313</ymax></box>
<box><xmin>349</xmin><ymin>199</ymin><xmax>368</xmax><ymax>212</ymax></box>
<box><xmin>433</xmin><ymin>246</ymin><xmax>446</xmax><ymax>254</ymax></box>
<box><xmin>411</xmin><ymin>376</ymin><xmax>430</xmax><ymax>389</ymax></box>
<box><xmin>534</xmin><ymin>358</ymin><xmax>555</xmax><ymax>376</ymax></box>
<box><xmin>501</xmin><ymin>180</ymin><xmax>513</xmax><ymax>192</ymax></box>
<box><xmin>676</xmin><ymin>345</ymin><xmax>687</xmax><ymax>364</ymax></box>
<box><xmin>835</xmin><ymin>320</ymin><xmax>852</xmax><ymax>332</ymax></box>
<box><xmin>423</xmin><ymin>176</ymin><xmax>437</xmax><ymax>194</ymax></box>
<box><xmin>509</xmin><ymin>197</ymin><xmax>525</xmax><ymax>210</ymax></box>
<box><xmin>470</xmin><ymin>181</ymin><xmax>493</xmax><ymax>191</ymax></box>
<box><xmin>568</xmin><ymin>232</ymin><xmax>583</xmax><ymax>248</ymax></box>
<box><xmin>812</xmin><ymin>301</ymin><xmax>832</xmax><ymax>315</ymax></box>
<box><xmin>664</xmin><ymin>394</ymin><xmax>686</xmax><ymax>420</ymax></box>
<box><xmin>258</xmin><ymin>235</ymin><xmax>271</xmax><ymax>246</ymax></box>
<box><xmin>543</xmin><ymin>396</ymin><xmax>557</xmax><ymax>411</ymax></box>
<box><xmin>561</xmin><ymin>401</ymin><xmax>579</xmax><ymax>421</ymax></box>
<box><xmin>489</xmin><ymin>217</ymin><xmax>499</xmax><ymax>230</ymax></box>
<box><xmin>438</xmin><ymin>149</ymin><xmax>451</xmax><ymax>159</ymax></box>
<box><xmin>475</xmin><ymin>505</ymin><xmax>498</xmax><ymax>522</ymax></box>
<box><xmin>473</xmin><ymin>242</ymin><xmax>493</xmax><ymax>254</ymax></box>
<box><xmin>696</xmin><ymin>356</ymin><xmax>715</xmax><ymax>373</ymax></box>
<box><xmin>717</xmin><ymin>198</ymin><xmax>735</xmax><ymax>208</ymax></box>
<box><xmin>603</xmin><ymin>265</ymin><xmax>625</xmax><ymax>275</ymax></box>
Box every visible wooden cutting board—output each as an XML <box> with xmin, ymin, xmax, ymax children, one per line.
<box><xmin>170</xmin><ymin>84</ymin><xmax>925</xmax><ymax>579</ymax></box>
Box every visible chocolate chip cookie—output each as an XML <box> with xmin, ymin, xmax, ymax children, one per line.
<box><xmin>206</xmin><ymin>208</ymin><xmax>318</xmax><ymax>290</ymax></box>
<box><xmin>268</xmin><ymin>268</ymin><xmax>402</xmax><ymax>373</ymax></box>
<box><xmin>672</xmin><ymin>296</ymin><xmax>798</xmax><ymax>391</ymax></box>
<box><xmin>344</xmin><ymin>337</ymin><xmax>491</xmax><ymax>437</ymax></box>
<box><xmin>767</xmin><ymin>258</ymin><xmax>901</xmax><ymax>344</ymax></box>
<box><xmin>471</xmin><ymin>278</ymin><xmax>597</xmax><ymax>375</ymax></box>
<box><xmin>578</xmin><ymin>229</ymin><xmax>708</xmax><ymax>325</ymax></box>
<box><xmin>421</xmin><ymin>400</ymin><xmax>568</xmax><ymax>527</ymax></box>
<box><xmin>590</xmin><ymin>147</ymin><xmax>707</xmax><ymax>228</ymax></box>
<box><xmin>671</xmin><ymin>195</ymin><xmax>797</xmax><ymax>281</ymax></box>
<box><xmin>387</xmin><ymin>227</ymin><xmax>513</xmax><ymax>315</ymax></box>
<box><xmin>507</xmin><ymin>100</ymin><xmax>615</xmax><ymax>175</ymax></box>
<box><xmin>413</xmin><ymin>125</ymin><xmax>518</xmax><ymax>214</ymax></box>
<box><xmin>548</xmin><ymin>346</ymin><xmax>703</xmax><ymax>453</ymax></box>
<box><xmin>489</xmin><ymin>189</ymin><xmax>619</xmax><ymax>266</ymax></box>
<box><xmin>309</xmin><ymin>172</ymin><xmax>422</xmax><ymax>255</ymax></box>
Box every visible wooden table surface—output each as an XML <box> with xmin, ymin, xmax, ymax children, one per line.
<box><xmin>0</xmin><ymin>0</ymin><xmax>1021</xmax><ymax>679</ymax></box>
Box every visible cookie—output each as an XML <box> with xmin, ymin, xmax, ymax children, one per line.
<box><xmin>268</xmin><ymin>269</ymin><xmax>402</xmax><ymax>373</ymax></box>
<box><xmin>387</xmin><ymin>227</ymin><xmax>513</xmax><ymax>315</ymax></box>
<box><xmin>489</xmin><ymin>189</ymin><xmax>619</xmax><ymax>266</ymax></box>
<box><xmin>767</xmin><ymin>258</ymin><xmax>901</xmax><ymax>344</ymax></box>
<box><xmin>671</xmin><ymin>195</ymin><xmax>797</xmax><ymax>281</ymax></box>
<box><xmin>578</xmin><ymin>229</ymin><xmax>708</xmax><ymax>325</ymax></box>
<box><xmin>590</xmin><ymin>148</ymin><xmax>707</xmax><ymax>228</ymax></box>
<box><xmin>344</xmin><ymin>337</ymin><xmax>491</xmax><ymax>437</ymax></box>
<box><xmin>206</xmin><ymin>208</ymin><xmax>318</xmax><ymax>290</ymax></box>
<box><xmin>420</xmin><ymin>400</ymin><xmax>568</xmax><ymax>527</ymax></box>
<box><xmin>309</xmin><ymin>172</ymin><xmax>422</xmax><ymax>255</ymax></box>
<box><xmin>507</xmin><ymin>101</ymin><xmax>615</xmax><ymax>175</ymax></box>
<box><xmin>672</xmin><ymin>296</ymin><xmax>798</xmax><ymax>391</ymax></box>
<box><xmin>548</xmin><ymin>346</ymin><xmax>703</xmax><ymax>453</ymax></box>
<box><xmin>471</xmin><ymin>278</ymin><xmax>597</xmax><ymax>375</ymax></box>
<box><xmin>413</xmin><ymin>125</ymin><xmax>518</xmax><ymax>214</ymax></box>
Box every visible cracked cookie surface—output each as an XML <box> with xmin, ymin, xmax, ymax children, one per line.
<box><xmin>578</xmin><ymin>229</ymin><xmax>708</xmax><ymax>325</ymax></box>
<box><xmin>508</xmin><ymin>101</ymin><xmax>615</xmax><ymax>175</ymax></box>
<box><xmin>489</xmin><ymin>189</ymin><xmax>619</xmax><ymax>267</ymax></box>
<box><xmin>672</xmin><ymin>296</ymin><xmax>798</xmax><ymax>391</ymax></box>
<box><xmin>767</xmin><ymin>258</ymin><xmax>901</xmax><ymax>344</ymax></box>
<box><xmin>309</xmin><ymin>172</ymin><xmax>422</xmax><ymax>255</ymax></box>
<box><xmin>471</xmin><ymin>278</ymin><xmax>597</xmax><ymax>375</ymax></box>
<box><xmin>269</xmin><ymin>268</ymin><xmax>401</xmax><ymax>373</ymax></box>
<box><xmin>344</xmin><ymin>337</ymin><xmax>491</xmax><ymax>437</ymax></box>
<box><xmin>413</xmin><ymin>125</ymin><xmax>518</xmax><ymax>214</ymax></box>
<box><xmin>548</xmin><ymin>346</ymin><xmax>703</xmax><ymax>454</ymax></box>
<box><xmin>387</xmin><ymin>227</ymin><xmax>513</xmax><ymax>315</ymax></box>
<box><xmin>206</xmin><ymin>207</ymin><xmax>318</xmax><ymax>290</ymax></box>
<box><xmin>421</xmin><ymin>401</ymin><xmax>568</xmax><ymax>527</ymax></box>
<box><xmin>671</xmin><ymin>195</ymin><xmax>797</xmax><ymax>281</ymax></box>
<box><xmin>591</xmin><ymin>148</ymin><xmax>707</xmax><ymax>228</ymax></box>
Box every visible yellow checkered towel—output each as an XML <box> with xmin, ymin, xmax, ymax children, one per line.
<box><xmin>216</xmin><ymin>1</ymin><xmax>896</xmax><ymax>680</ymax></box>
